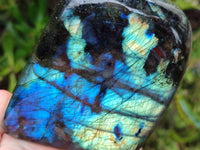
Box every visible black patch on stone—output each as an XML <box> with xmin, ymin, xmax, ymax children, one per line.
<box><xmin>143</xmin><ymin>49</ymin><xmax>161</xmax><ymax>76</ymax></box>
<box><xmin>166</xmin><ymin>62</ymin><xmax>184</xmax><ymax>84</ymax></box>
<box><xmin>74</xmin><ymin>4</ymin><xmax>129</xmax><ymax>59</ymax></box>
<box><xmin>36</xmin><ymin>20</ymin><xmax>69</xmax><ymax>67</ymax></box>
<box><xmin>135</xmin><ymin>128</ymin><xmax>142</xmax><ymax>137</ymax></box>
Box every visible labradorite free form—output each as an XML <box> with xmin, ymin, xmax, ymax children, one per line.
<box><xmin>3</xmin><ymin>0</ymin><xmax>191</xmax><ymax>149</ymax></box>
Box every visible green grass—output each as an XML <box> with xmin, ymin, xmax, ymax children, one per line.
<box><xmin>172</xmin><ymin>0</ymin><xmax>200</xmax><ymax>10</ymax></box>
<box><xmin>0</xmin><ymin>0</ymin><xmax>48</xmax><ymax>91</ymax></box>
<box><xmin>0</xmin><ymin>0</ymin><xmax>200</xmax><ymax>149</ymax></box>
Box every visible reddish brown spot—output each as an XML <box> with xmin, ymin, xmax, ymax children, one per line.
<box><xmin>154</xmin><ymin>46</ymin><xmax>165</xmax><ymax>58</ymax></box>
<box><xmin>52</xmin><ymin>54</ymin><xmax>70</xmax><ymax>72</ymax></box>
<box><xmin>18</xmin><ymin>116</ymin><xmax>26</xmax><ymax>126</ymax></box>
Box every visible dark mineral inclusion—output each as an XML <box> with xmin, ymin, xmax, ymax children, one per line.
<box><xmin>3</xmin><ymin>0</ymin><xmax>191</xmax><ymax>149</ymax></box>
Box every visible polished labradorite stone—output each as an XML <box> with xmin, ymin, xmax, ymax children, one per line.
<box><xmin>3</xmin><ymin>0</ymin><xmax>191</xmax><ymax>149</ymax></box>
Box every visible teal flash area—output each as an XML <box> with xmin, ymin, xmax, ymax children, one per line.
<box><xmin>3</xmin><ymin>0</ymin><xmax>191</xmax><ymax>150</ymax></box>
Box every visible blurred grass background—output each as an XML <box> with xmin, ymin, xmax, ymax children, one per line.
<box><xmin>0</xmin><ymin>0</ymin><xmax>199</xmax><ymax>149</ymax></box>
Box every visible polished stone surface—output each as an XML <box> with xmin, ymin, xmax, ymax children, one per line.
<box><xmin>3</xmin><ymin>0</ymin><xmax>191</xmax><ymax>149</ymax></box>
